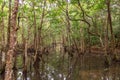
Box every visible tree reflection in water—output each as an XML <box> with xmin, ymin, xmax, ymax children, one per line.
<box><xmin>0</xmin><ymin>54</ymin><xmax>120</xmax><ymax>80</ymax></box>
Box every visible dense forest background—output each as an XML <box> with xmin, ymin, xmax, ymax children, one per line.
<box><xmin>0</xmin><ymin>0</ymin><xmax>120</xmax><ymax>80</ymax></box>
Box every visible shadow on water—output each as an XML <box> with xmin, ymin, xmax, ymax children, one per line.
<box><xmin>0</xmin><ymin>53</ymin><xmax>120</xmax><ymax>80</ymax></box>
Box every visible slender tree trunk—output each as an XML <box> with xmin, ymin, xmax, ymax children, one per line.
<box><xmin>7</xmin><ymin>0</ymin><xmax>12</xmax><ymax>48</ymax></box>
<box><xmin>4</xmin><ymin>0</ymin><xmax>19</xmax><ymax>80</ymax></box>
<box><xmin>106</xmin><ymin>0</ymin><xmax>115</xmax><ymax>53</ymax></box>
<box><xmin>23</xmin><ymin>40</ymin><xmax>28</xmax><ymax>80</ymax></box>
<box><xmin>77</xmin><ymin>0</ymin><xmax>91</xmax><ymax>53</ymax></box>
<box><xmin>106</xmin><ymin>0</ymin><xmax>118</xmax><ymax>62</ymax></box>
<box><xmin>104</xmin><ymin>17</ymin><xmax>110</xmax><ymax>67</ymax></box>
<box><xmin>32</xmin><ymin>2</ymin><xmax>41</xmax><ymax>79</ymax></box>
<box><xmin>39</xmin><ymin>0</ymin><xmax>46</xmax><ymax>76</ymax></box>
<box><xmin>80</xmin><ymin>28</ymin><xmax>85</xmax><ymax>54</ymax></box>
<box><xmin>65</xmin><ymin>0</ymin><xmax>73</xmax><ymax>79</ymax></box>
<box><xmin>0</xmin><ymin>1</ymin><xmax>5</xmax><ymax>73</ymax></box>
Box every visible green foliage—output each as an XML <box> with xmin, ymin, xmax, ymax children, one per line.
<box><xmin>16</xmin><ymin>55</ymin><xmax>23</xmax><ymax>68</ymax></box>
<box><xmin>90</xmin><ymin>36</ymin><xmax>100</xmax><ymax>45</ymax></box>
<box><xmin>0</xmin><ymin>0</ymin><xmax>120</xmax><ymax>49</ymax></box>
<box><xmin>0</xmin><ymin>11</ymin><xmax>6</xmax><ymax>17</ymax></box>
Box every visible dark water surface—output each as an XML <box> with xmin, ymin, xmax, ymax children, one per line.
<box><xmin>0</xmin><ymin>54</ymin><xmax>120</xmax><ymax>80</ymax></box>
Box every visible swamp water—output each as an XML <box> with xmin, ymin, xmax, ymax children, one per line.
<box><xmin>0</xmin><ymin>53</ymin><xmax>120</xmax><ymax>80</ymax></box>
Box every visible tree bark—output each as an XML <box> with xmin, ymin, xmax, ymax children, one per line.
<box><xmin>4</xmin><ymin>0</ymin><xmax>19</xmax><ymax>80</ymax></box>
<box><xmin>106</xmin><ymin>0</ymin><xmax>115</xmax><ymax>52</ymax></box>
<box><xmin>0</xmin><ymin>2</ymin><xmax>5</xmax><ymax>78</ymax></box>
<box><xmin>23</xmin><ymin>40</ymin><xmax>28</xmax><ymax>80</ymax></box>
<box><xmin>32</xmin><ymin>2</ymin><xmax>41</xmax><ymax>79</ymax></box>
<box><xmin>7</xmin><ymin>0</ymin><xmax>12</xmax><ymax>47</ymax></box>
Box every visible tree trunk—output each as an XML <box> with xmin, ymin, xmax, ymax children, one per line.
<box><xmin>104</xmin><ymin>17</ymin><xmax>110</xmax><ymax>67</ymax></box>
<box><xmin>4</xmin><ymin>0</ymin><xmax>19</xmax><ymax>80</ymax></box>
<box><xmin>0</xmin><ymin>1</ymin><xmax>5</xmax><ymax>74</ymax></box>
<box><xmin>106</xmin><ymin>0</ymin><xmax>115</xmax><ymax>53</ymax></box>
<box><xmin>80</xmin><ymin>28</ymin><xmax>85</xmax><ymax>54</ymax></box>
<box><xmin>23</xmin><ymin>40</ymin><xmax>28</xmax><ymax>80</ymax></box>
<box><xmin>7</xmin><ymin>0</ymin><xmax>12</xmax><ymax>47</ymax></box>
<box><xmin>32</xmin><ymin>2</ymin><xmax>41</xmax><ymax>79</ymax></box>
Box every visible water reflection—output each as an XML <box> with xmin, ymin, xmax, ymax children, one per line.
<box><xmin>0</xmin><ymin>55</ymin><xmax>120</xmax><ymax>80</ymax></box>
